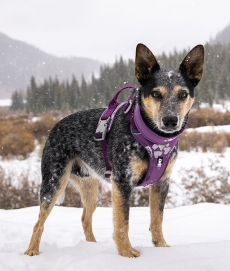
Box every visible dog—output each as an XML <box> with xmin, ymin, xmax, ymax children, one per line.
<box><xmin>24</xmin><ymin>43</ymin><xmax>204</xmax><ymax>257</ymax></box>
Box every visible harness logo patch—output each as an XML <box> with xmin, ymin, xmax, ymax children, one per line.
<box><xmin>157</xmin><ymin>157</ymin><xmax>163</xmax><ymax>167</ymax></box>
<box><xmin>152</xmin><ymin>143</ymin><xmax>171</xmax><ymax>158</ymax></box>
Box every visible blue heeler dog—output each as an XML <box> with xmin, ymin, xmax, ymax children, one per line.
<box><xmin>24</xmin><ymin>43</ymin><xmax>204</xmax><ymax>257</ymax></box>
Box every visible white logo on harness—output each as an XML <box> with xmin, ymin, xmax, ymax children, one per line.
<box><xmin>157</xmin><ymin>157</ymin><xmax>163</xmax><ymax>167</ymax></box>
<box><xmin>152</xmin><ymin>143</ymin><xmax>171</xmax><ymax>158</ymax></box>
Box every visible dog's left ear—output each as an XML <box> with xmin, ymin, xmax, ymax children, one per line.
<box><xmin>135</xmin><ymin>43</ymin><xmax>160</xmax><ymax>83</ymax></box>
<box><xmin>179</xmin><ymin>45</ymin><xmax>204</xmax><ymax>86</ymax></box>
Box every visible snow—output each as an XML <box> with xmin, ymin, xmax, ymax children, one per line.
<box><xmin>200</xmin><ymin>101</ymin><xmax>230</xmax><ymax>112</ymax></box>
<box><xmin>0</xmin><ymin>204</ymin><xmax>230</xmax><ymax>270</ymax></box>
<box><xmin>172</xmin><ymin>147</ymin><xmax>230</xmax><ymax>178</ymax></box>
<box><xmin>0</xmin><ymin>99</ymin><xmax>11</xmax><ymax>106</ymax></box>
<box><xmin>0</xmin><ymin>145</ymin><xmax>41</xmax><ymax>187</ymax></box>
<box><xmin>186</xmin><ymin>124</ymin><xmax>230</xmax><ymax>133</ymax></box>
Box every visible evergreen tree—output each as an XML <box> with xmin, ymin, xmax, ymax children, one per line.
<box><xmin>10</xmin><ymin>91</ymin><xmax>24</xmax><ymax>111</ymax></box>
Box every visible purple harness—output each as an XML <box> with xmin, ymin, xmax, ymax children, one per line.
<box><xmin>94</xmin><ymin>85</ymin><xmax>185</xmax><ymax>187</ymax></box>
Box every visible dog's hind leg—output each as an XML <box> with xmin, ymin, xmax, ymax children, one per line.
<box><xmin>24</xmin><ymin>161</ymin><xmax>73</xmax><ymax>256</ymax></box>
<box><xmin>149</xmin><ymin>180</ymin><xmax>170</xmax><ymax>247</ymax></box>
<box><xmin>70</xmin><ymin>176</ymin><xmax>98</xmax><ymax>242</ymax></box>
<box><xmin>111</xmin><ymin>178</ymin><xmax>140</xmax><ymax>258</ymax></box>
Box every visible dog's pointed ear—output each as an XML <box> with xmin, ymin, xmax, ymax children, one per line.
<box><xmin>135</xmin><ymin>43</ymin><xmax>160</xmax><ymax>82</ymax></box>
<box><xmin>179</xmin><ymin>45</ymin><xmax>204</xmax><ymax>86</ymax></box>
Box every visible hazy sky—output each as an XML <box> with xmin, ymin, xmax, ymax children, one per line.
<box><xmin>0</xmin><ymin>0</ymin><xmax>230</xmax><ymax>63</ymax></box>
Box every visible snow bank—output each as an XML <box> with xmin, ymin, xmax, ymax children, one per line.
<box><xmin>186</xmin><ymin>124</ymin><xmax>230</xmax><ymax>133</ymax></box>
<box><xmin>0</xmin><ymin>204</ymin><xmax>230</xmax><ymax>271</ymax></box>
<box><xmin>0</xmin><ymin>99</ymin><xmax>11</xmax><ymax>107</ymax></box>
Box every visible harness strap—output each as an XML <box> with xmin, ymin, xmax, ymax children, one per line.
<box><xmin>94</xmin><ymin>85</ymin><xmax>136</xmax><ymax>178</ymax></box>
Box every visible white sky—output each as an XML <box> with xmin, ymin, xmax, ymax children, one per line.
<box><xmin>0</xmin><ymin>0</ymin><xmax>230</xmax><ymax>63</ymax></box>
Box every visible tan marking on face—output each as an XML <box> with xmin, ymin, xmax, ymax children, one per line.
<box><xmin>130</xmin><ymin>158</ymin><xmax>148</xmax><ymax>184</ymax></box>
<box><xmin>180</xmin><ymin>96</ymin><xmax>194</xmax><ymax>117</ymax></box>
<box><xmin>111</xmin><ymin>178</ymin><xmax>140</xmax><ymax>257</ymax></box>
<box><xmin>172</xmin><ymin>85</ymin><xmax>187</xmax><ymax>95</ymax></box>
<box><xmin>154</xmin><ymin>86</ymin><xmax>168</xmax><ymax>96</ymax></box>
<box><xmin>141</xmin><ymin>95</ymin><xmax>159</xmax><ymax>123</ymax></box>
<box><xmin>172</xmin><ymin>85</ymin><xmax>195</xmax><ymax>120</ymax></box>
<box><xmin>141</xmin><ymin>88</ymin><xmax>163</xmax><ymax>124</ymax></box>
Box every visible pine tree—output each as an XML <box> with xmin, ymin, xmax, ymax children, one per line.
<box><xmin>10</xmin><ymin>91</ymin><xmax>24</xmax><ymax>111</ymax></box>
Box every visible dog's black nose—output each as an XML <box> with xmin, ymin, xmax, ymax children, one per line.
<box><xmin>162</xmin><ymin>116</ymin><xmax>178</xmax><ymax>129</ymax></box>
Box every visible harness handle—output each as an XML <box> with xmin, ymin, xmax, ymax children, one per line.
<box><xmin>101</xmin><ymin>85</ymin><xmax>136</xmax><ymax>120</ymax></box>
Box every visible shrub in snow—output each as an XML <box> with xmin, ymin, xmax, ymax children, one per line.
<box><xmin>179</xmin><ymin>131</ymin><xmax>229</xmax><ymax>153</ymax></box>
<box><xmin>0</xmin><ymin>167</ymin><xmax>39</xmax><ymax>209</ymax></box>
<box><xmin>167</xmin><ymin>159</ymin><xmax>230</xmax><ymax>207</ymax></box>
<box><xmin>188</xmin><ymin>108</ymin><xmax>230</xmax><ymax>128</ymax></box>
<box><xmin>0</xmin><ymin>113</ymin><xmax>59</xmax><ymax>158</ymax></box>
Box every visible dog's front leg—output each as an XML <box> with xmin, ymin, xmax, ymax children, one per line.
<box><xmin>149</xmin><ymin>156</ymin><xmax>176</xmax><ymax>247</ymax></box>
<box><xmin>111</xmin><ymin>179</ymin><xmax>140</xmax><ymax>257</ymax></box>
<box><xmin>149</xmin><ymin>181</ymin><xmax>169</xmax><ymax>247</ymax></box>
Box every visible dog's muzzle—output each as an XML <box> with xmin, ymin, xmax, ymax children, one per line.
<box><xmin>161</xmin><ymin>115</ymin><xmax>179</xmax><ymax>132</ymax></box>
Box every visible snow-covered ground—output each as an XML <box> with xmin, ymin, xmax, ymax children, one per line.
<box><xmin>0</xmin><ymin>204</ymin><xmax>230</xmax><ymax>271</ymax></box>
<box><xmin>0</xmin><ymin>99</ymin><xmax>11</xmax><ymax>107</ymax></box>
<box><xmin>186</xmin><ymin>124</ymin><xmax>230</xmax><ymax>133</ymax></box>
<box><xmin>200</xmin><ymin>101</ymin><xmax>230</xmax><ymax>112</ymax></box>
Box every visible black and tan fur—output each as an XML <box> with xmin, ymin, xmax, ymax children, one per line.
<box><xmin>24</xmin><ymin>44</ymin><xmax>204</xmax><ymax>257</ymax></box>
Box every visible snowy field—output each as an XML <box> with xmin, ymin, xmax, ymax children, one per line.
<box><xmin>0</xmin><ymin>112</ymin><xmax>230</xmax><ymax>270</ymax></box>
<box><xmin>0</xmin><ymin>204</ymin><xmax>230</xmax><ymax>271</ymax></box>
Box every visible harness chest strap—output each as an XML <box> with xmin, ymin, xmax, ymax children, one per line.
<box><xmin>127</xmin><ymin>104</ymin><xmax>180</xmax><ymax>187</ymax></box>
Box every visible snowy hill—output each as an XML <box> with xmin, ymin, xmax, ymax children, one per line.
<box><xmin>0</xmin><ymin>204</ymin><xmax>230</xmax><ymax>270</ymax></box>
<box><xmin>0</xmin><ymin>32</ymin><xmax>101</xmax><ymax>97</ymax></box>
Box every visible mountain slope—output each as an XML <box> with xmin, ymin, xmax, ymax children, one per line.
<box><xmin>211</xmin><ymin>23</ymin><xmax>230</xmax><ymax>45</ymax></box>
<box><xmin>0</xmin><ymin>32</ymin><xmax>101</xmax><ymax>97</ymax></box>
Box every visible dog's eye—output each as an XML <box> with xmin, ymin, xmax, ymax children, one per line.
<box><xmin>152</xmin><ymin>91</ymin><xmax>162</xmax><ymax>99</ymax></box>
<box><xmin>178</xmin><ymin>91</ymin><xmax>188</xmax><ymax>99</ymax></box>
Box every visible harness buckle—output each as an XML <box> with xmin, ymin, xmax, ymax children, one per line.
<box><xmin>94</xmin><ymin>118</ymin><xmax>110</xmax><ymax>141</ymax></box>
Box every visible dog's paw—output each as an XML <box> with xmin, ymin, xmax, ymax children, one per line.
<box><xmin>119</xmin><ymin>247</ymin><xmax>140</xmax><ymax>258</ymax></box>
<box><xmin>153</xmin><ymin>240</ymin><xmax>170</xmax><ymax>247</ymax></box>
<box><xmin>86</xmin><ymin>236</ymin><xmax>97</xmax><ymax>242</ymax></box>
<box><xmin>24</xmin><ymin>249</ymin><xmax>39</xmax><ymax>256</ymax></box>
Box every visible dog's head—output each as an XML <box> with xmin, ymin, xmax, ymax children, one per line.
<box><xmin>135</xmin><ymin>43</ymin><xmax>204</xmax><ymax>134</ymax></box>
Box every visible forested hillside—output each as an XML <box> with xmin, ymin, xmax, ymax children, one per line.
<box><xmin>13</xmin><ymin>42</ymin><xmax>230</xmax><ymax>113</ymax></box>
<box><xmin>0</xmin><ymin>32</ymin><xmax>101</xmax><ymax>98</ymax></box>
